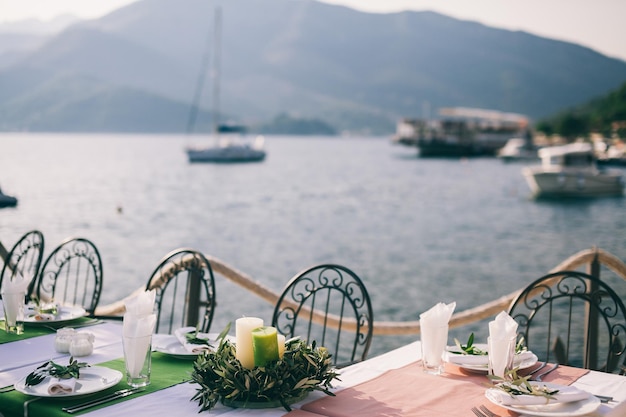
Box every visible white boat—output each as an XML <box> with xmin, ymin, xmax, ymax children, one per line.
<box><xmin>0</xmin><ymin>187</ymin><xmax>17</xmax><ymax>208</ymax></box>
<box><xmin>522</xmin><ymin>143</ymin><xmax>624</xmax><ymax>198</ymax></box>
<box><xmin>497</xmin><ymin>137</ymin><xmax>539</xmax><ymax>162</ymax></box>
<box><xmin>184</xmin><ymin>7</ymin><xmax>266</xmax><ymax>164</ymax></box>
<box><xmin>187</xmin><ymin>134</ymin><xmax>266</xmax><ymax>163</ymax></box>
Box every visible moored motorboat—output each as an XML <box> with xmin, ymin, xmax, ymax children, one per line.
<box><xmin>497</xmin><ymin>137</ymin><xmax>539</xmax><ymax>162</ymax></box>
<box><xmin>522</xmin><ymin>142</ymin><xmax>624</xmax><ymax>198</ymax></box>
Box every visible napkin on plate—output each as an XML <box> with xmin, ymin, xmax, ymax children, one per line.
<box><xmin>123</xmin><ymin>290</ymin><xmax>157</xmax><ymax>378</ymax></box>
<box><xmin>174</xmin><ymin>327</ymin><xmax>211</xmax><ymax>353</ymax></box>
<box><xmin>486</xmin><ymin>384</ymin><xmax>589</xmax><ymax>406</ymax></box>
<box><xmin>47</xmin><ymin>377</ymin><xmax>77</xmax><ymax>395</ymax></box>
<box><xmin>488</xmin><ymin>311</ymin><xmax>518</xmax><ymax>377</ymax></box>
<box><xmin>447</xmin><ymin>348</ymin><xmax>535</xmax><ymax>366</ymax></box>
<box><xmin>420</xmin><ymin>302</ymin><xmax>456</xmax><ymax>364</ymax></box>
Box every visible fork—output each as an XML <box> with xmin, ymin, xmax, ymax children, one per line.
<box><xmin>0</xmin><ymin>384</ymin><xmax>15</xmax><ymax>393</ymax></box>
<box><xmin>479</xmin><ymin>405</ymin><xmax>500</xmax><ymax>417</ymax></box>
<box><xmin>534</xmin><ymin>363</ymin><xmax>559</xmax><ymax>381</ymax></box>
<box><xmin>471</xmin><ymin>407</ymin><xmax>487</xmax><ymax>417</ymax></box>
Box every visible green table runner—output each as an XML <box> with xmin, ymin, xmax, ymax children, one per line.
<box><xmin>0</xmin><ymin>317</ymin><xmax>101</xmax><ymax>344</ymax></box>
<box><xmin>0</xmin><ymin>353</ymin><xmax>195</xmax><ymax>417</ymax></box>
<box><xmin>0</xmin><ymin>321</ymin><xmax>54</xmax><ymax>344</ymax></box>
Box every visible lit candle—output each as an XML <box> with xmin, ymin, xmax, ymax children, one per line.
<box><xmin>235</xmin><ymin>317</ymin><xmax>263</xmax><ymax>369</ymax></box>
<box><xmin>252</xmin><ymin>326</ymin><xmax>279</xmax><ymax>367</ymax></box>
<box><xmin>277</xmin><ymin>334</ymin><xmax>286</xmax><ymax>359</ymax></box>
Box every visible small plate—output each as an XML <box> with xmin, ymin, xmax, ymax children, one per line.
<box><xmin>14</xmin><ymin>366</ymin><xmax>122</xmax><ymax>397</ymax></box>
<box><xmin>446</xmin><ymin>344</ymin><xmax>538</xmax><ymax>373</ymax></box>
<box><xmin>485</xmin><ymin>382</ymin><xmax>600</xmax><ymax>416</ymax></box>
<box><xmin>24</xmin><ymin>305</ymin><xmax>86</xmax><ymax>325</ymax></box>
<box><xmin>152</xmin><ymin>333</ymin><xmax>223</xmax><ymax>359</ymax></box>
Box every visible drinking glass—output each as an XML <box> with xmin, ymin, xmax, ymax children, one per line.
<box><xmin>123</xmin><ymin>333</ymin><xmax>152</xmax><ymax>387</ymax></box>
<box><xmin>488</xmin><ymin>336</ymin><xmax>516</xmax><ymax>380</ymax></box>
<box><xmin>420</xmin><ymin>322</ymin><xmax>448</xmax><ymax>375</ymax></box>
<box><xmin>1</xmin><ymin>289</ymin><xmax>25</xmax><ymax>335</ymax></box>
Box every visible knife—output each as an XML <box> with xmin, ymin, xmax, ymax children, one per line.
<box><xmin>62</xmin><ymin>387</ymin><xmax>144</xmax><ymax>414</ymax></box>
<box><xmin>527</xmin><ymin>361</ymin><xmax>546</xmax><ymax>375</ymax></box>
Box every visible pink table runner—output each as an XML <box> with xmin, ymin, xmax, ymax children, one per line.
<box><xmin>288</xmin><ymin>362</ymin><xmax>589</xmax><ymax>417</ymax></box>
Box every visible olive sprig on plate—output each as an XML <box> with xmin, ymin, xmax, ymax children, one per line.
<box><xmin>453</xmin><ymin>333</ymin><xmax>487</xmax><ymax>355</ymax></box>
<box><xmin>452</xmin><ymin>333</ymin><xmax>528</xmax><ymax>355</ymax></box>
<box><xmin>488</xmin><ymin>368</ymin><xmax>559</xmax><ymax>399</ymax></box>
<box><xmin>25</xmin><ymin>357</ymin><xmax>89</xmax><ymax>386</ymax></box>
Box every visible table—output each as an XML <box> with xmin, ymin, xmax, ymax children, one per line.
<box><xmin>1</xmin><ymin>321</ymin><xmax>625</xmax><ymax>417</ymax></box>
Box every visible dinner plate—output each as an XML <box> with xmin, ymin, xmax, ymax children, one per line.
<box><xmin>14</xmin><ymin>366</ymin><xmax>122</xmax><ymax>397</ymax></box>
<box><xmin>152</xmin><ymin>333</ymin><xmax>224</xmax><ymax>359</ymax></box>
<box><xmin>446</xmin><ymin>344</ymin><xmax>538</xmax><ymax>373</ymax></box>
<box><xmin>23</xmin><ymin>305</ymin><xmax>86</xmax><ymax>324</ymax></box>
<box><xmin>485</xmin><ymin>382</ymin><xmax>601</xmax><ymax>416</ymax></box>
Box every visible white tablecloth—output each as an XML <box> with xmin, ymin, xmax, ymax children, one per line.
<box><xmin>2</xmin><ymin>323</ymin><xmax>626</xmax><ymax>417</ymax></box>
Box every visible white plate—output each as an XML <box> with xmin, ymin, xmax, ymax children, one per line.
<box><xmin>24</xmin><ymin>305</ymin><xmax>86</xmax><ymax>324</ymax></box>
<box><xmin>485</xmin><ymin>382</ymin><xmax>601</xmax><ymax>416</ymax></box>
<box><xmin>446</xmin><ymin>344</ymin><xmax>538</xmax><ymax>373</ymax></box>
<box><xmin>15</xmin><ymin>366</ymin><xmax>122</xmax><ymax>397</ymax></box>
<box><xmin>152</xmin><ymin>333</ymin><xmax>223</xmax><ymax>359</ymax></box>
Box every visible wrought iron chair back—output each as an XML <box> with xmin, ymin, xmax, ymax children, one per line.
<box><xmin>508</xmin><ymin>270</ymin><xmax>626</xmax><ymax>373</ymax></box>
<box><xmin>36</xmin><ymin>237</ymin><xmax>103</xmax><ymax>315</ymax></box>
<box><xmin>145</xmin><ymin>248</ymin><xmax>216</xmax><ymax>334</ymax></box>
<box><xmin>0</xmin><ymin>230</ymin><xmax>45</xmax><ymax>300</ymax></box>
<box><xmin>272</xmin><ymin>264</ymin><xmax>374</xmax><ymax>368</ymax></box>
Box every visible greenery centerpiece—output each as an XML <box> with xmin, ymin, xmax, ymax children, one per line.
<box><xmin>190</xmin><ymin>335</ymin><xmax>339</xmax><ymax>412</ymax></box>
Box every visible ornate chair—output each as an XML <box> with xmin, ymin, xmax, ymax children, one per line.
<box><xmin>508</xmin><ymin>270</ymin><xmax>626</xmax><ymax>373</ymax></box>
<box><xmin>36</xmin><ymin>237</ymin><xmax>103</xmax><ymax>315</ymax></box>
<box><xmin>0</xmin><ymin>230</ymin><xmax>45</xmax><ymax>300</ymax></box>
<box><xmin>145</xmin><ymin>249</ymin><xmax>216</xmax><ymax>334</ymax></box>
<box><xmin>272</xmin><ymin>264</ymin><xmax>374</xmax><ymax>367</ymax></box>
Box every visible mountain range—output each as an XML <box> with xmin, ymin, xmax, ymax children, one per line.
<box><xmin>1</xmin><ymin>0</ymin><xmax>625</xmax><ymax>135</ymax></box>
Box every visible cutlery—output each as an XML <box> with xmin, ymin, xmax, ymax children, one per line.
<box><xmin>479</xmin><ymin>405</ymin><xmax>500</xmax><ymax>417</ymax></box>
<box><xmin>595</xmin><ymin>394</ymin><xmax>613</xmax><ymax>403</ymax></box>
<box><xmin>62</xmin><ymin>387</ymin><xmax>144</xmax><ymax>414</ymax></box>
<box><xmin>534</xmin><ymin>363</ymin><xmax>559</xmax><ymax>381</ymax></box>
<box><xmin>527</xmin><ymin>361</ymin><xmax>546</xmax><ymax>376</ymax></box>
<box><xmin>0</xmin><ymin>384</ymin><xmax>15</xmax><ymax>393</ymax></box>
<box><xmin>471</xmin><ymin>407</ymin><xmax>487</xmax><ymax>417</ymax></box>
<box><xmin>43</xmin><ymin>318</ymin><xmax>103</xmax><ymax>332</ymax></box>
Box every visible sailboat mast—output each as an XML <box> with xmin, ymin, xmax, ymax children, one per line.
<box><xmin>211</xmin><ymin>6</ymin><xmax>222</xmax><ymax>137</ymax></box>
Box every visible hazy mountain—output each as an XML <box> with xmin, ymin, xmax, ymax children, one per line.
<box><xmin>1</xmin><ymin>0</ymin><xmax>625</xmax><ymax>134</ymax></box>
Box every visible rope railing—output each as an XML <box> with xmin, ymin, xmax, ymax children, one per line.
<box><xmin>92</xmin><ymin>247</ymin><xmax>626</xmax><ymax>336</ymax></box>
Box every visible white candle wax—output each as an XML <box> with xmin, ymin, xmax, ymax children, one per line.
<box><xmin>235</xmin><ymin>317</ymin><xmax>263</xmax><ymax>369</ymax></box>
<box><xmin>277</xmin><ymin>334</ymin><xmax>286</xmax><ymax>359</ymax></box>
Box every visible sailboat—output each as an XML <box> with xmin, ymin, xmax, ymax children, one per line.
<box><xmin>185</xmin><ymin>7</ymin><xmax>266</xmax><ymax>164</ymax></box>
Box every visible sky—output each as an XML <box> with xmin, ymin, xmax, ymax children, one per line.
<box><xmin>1</xmin><ymin>0</ymin><xmax>625</xmax><ymax>61</ymax></box>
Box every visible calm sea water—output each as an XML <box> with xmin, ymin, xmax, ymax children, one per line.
<box><xmin>2</xmin><ymin>133</ymin><xmax>626</xmax><ymax>355</ymax></box>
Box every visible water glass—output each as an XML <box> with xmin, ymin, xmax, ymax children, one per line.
<box><xmin>488</xmin><ymin>336</ymin><xmax>516</xmax><ymax>380</ymax></box>
<box><xmin>420</xmin><ymin>322</ymin><xmax>448</xmax><ymax>375</ymax></box>
<box><xmin>1</xmin><ymin>289</ymin><xmax>25</xmax><ymax>335</ymax></box>
<box><xmin>123</xmin><ymin>333</ymin><xmax>152</xmax><ymax>387</ymax></box>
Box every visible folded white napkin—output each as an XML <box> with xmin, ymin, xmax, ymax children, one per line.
<box><xmin>486</xmin><ymin>384</ymin><xmax>589</xmax><ymax>406</ymax></box>
<box><xmin>488</xmin><ymin>311</ymin><xmax>519</xmax><ymax>377</ymax></box>
<box><xmin>420</xmin><ymin>302</ymin><xmax>456</xmax><ymax>365</ymax></box>
<box><xmin>447</xmin><ymin>349</ymin><xmax>535</xmax><ymax>366</ymax></box>
<box><xmin>123</xmin><ymin>291</ymin><xmax>157</xmax><ymax>378</ymax></box>
<box><xmin>47</xmin><ymin>377</ymin><xmax>76</xmax><ymax>395</ymax></box>
<box><xmin>420</xmin><ymin>302</ymin><xmax>456</xmax><ymax>326</ymax></box>
<box><xmin>174</xmin><ymin>327</ymin><xmax>211</xmax><ymax>353</ymax></box>
<box><xmin>1</xmin><ymin>272</ymin><xmax>31</xmax><ymax>293</ymax></box>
